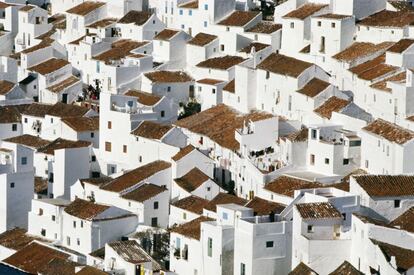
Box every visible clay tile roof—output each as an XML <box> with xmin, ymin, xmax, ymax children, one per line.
<box><xmin>196</xmin><ymin>78</ymin><xmax>225</xmax><ymax>85</ymax></box>
<box><xmin>108</xmin><ymin>240</ymin><xmax>153</xmax><ymax>264</ymax></box>
<box><xmin>172</xmin><ymin>195</ymin><xmax>209</xmax><ymax>214</ymax></box>
<box><xmin>314</xmin><ymin>13</ymin><xmax>351</xmax><ymax>20</ymax></box>
<box><xmin>37</xmin><ymin>138</ymin><xmax>91</xmax><ymax>155</ymax></box>
<box><xmin>284</xmin><ymin>128</ymin><xmax>309</xmax><ymax>142</ymax></box>
<box><xmin>47</xmin><ymin>102</ymin><xmax>89</xmax><ymax>117</ymax></box>
<box><xmin>21</xmin><ymin>103</ymin><xmax>53</xmax><ymax>117</ymax></box>
<box><xmin>64</xmin><ymin>198</ymin><xmax>110</xmax><ymax>220</ymax></box>
<box><xmin>187</xmin><ymin>32</ymin><xmax>217</xmax><ymax>46</ymax></box>
<box><xmin>125</xmin><ymin>90</ymin><xmax>162</xmax><ymax>105</ymax></box>
<box><xmin>144</xmin><ymin>70</ymin><xmax>193</xmax><ymax>83</ymax></box>
<box><xmin>47</xmin><ymin>75</ymin><xmax>80</xmax><ymax>94</ymax></box>
<box><xmin>0</xmin><ymin>105</ymin><xmax>29</xmax><ymax>123</ymax></box>
<box><xmin>171</xmin><ymin>145</ymin><xmax>195</xmax><ymax>161</ymax></box>
<box><xmin>283</xmin><ymin>3</ymin><xmax>328</xmax><ymax>20</ymax></box>
<box><xmin>86</xmin><ymin>17</ymin><xmax>116</xmax><ymax>28</ymax></box>
<box><xmin>3</xmin><ymin>242</ymin><xmax>69</xmax><ymax>274</ymax></box>
<box><xmin>80</xmin><ymin>176</ymin><xmax>112</xmax><ymax>187</ymax></box>
<box><xmin>196</xmin><ymin>55</ymin><xmax>245</xmax><ymax>70</ymax></box>
<box><xmin>352</xmin><ymin>213</ymin><xmax>389</xmax><ymax>227</ymax></box>
<box><xmin>0</xmin><ymin>80</ymin><xmax>14</xmax><ymax>95</ymax></box>
<box><xmin>388</xmin><ymin>38</ymin><xmax>414</xmax><ymax>53</ymax></box>
<box><xmin>246</xmin><ymin>22</ymin><xmax>282</xmax><ymax>33</ymax></box>
<box><xmin>4</xmin><ymin>134</ymin><xmax>50</xmax><ymax>149</ymax></box>
<box><xmin>93</xmin><ymin>40</ymin><xmax>147</xmax><ymax>64</ymax></box>
<box><xmin>35</xmin><ymin>177</ymin><xmax>48</xmax><ymax>194</ymax></box>
<box><xmin>0</xmin><ymin>228</ymin><xmax>45</xmax><ymax>251</ymax></box>
<box><xmin>257</xmin><ymin>53</ymin><xmax>313</xmax><ymax>78</ymax></box>
<box><xmin>39</xmin><ymin>257</ymin><xmax>80</xmax><ymax>275</ymax></box>
<box><xmin>349</xmin><ymin>54</ymin><xmax>398</xmax><ymax>81</ymax></box>
<box><xmin>371</xmin><ymin>240</ymin><xmax>414</xmax><ymax>271</ymax></box>
<box><xmin>314</xmin><ymin>96</ymin><xmax>349</xmax><ymax>119</ymax></box>
<box><xmin>295</xmin><ymin>202</ymin><xmax>342</xmax><ymax>219</ymax></box>
<box><xmin>204</xmin><ymin>193</ymin><xmax>248</xmax><ymax>212</ymax></box>
<box><xmin>297</xmin><ymin>78</ymin><xmax>330</xmax><ymax>97</ymax></box>
<box><xmin>131</xmin><ymin>121</ymin><xmax>173</xmax><ymax>140</ymax></box>
<box><xmin>328</xmin><ymin>261</ymin><xmax>363</xmax><ymax>275</ymax></box>
<box><xmin>390</xmin><ymin>207</ymin><xmax>414</xmax><ymax>233</ymax></box>
<box><xmin>121</xmin><ymin>183</ymin><xmax>167</xmax><ymax>202</ymax></box>
<box><xmin>154</xmin><ymin>29</ymin><xmax>179</xmax><ymax>40</ymax></box>
<box><xmin>66</xmin><ymin>1</ymin><xmax>105</xmax><ymax>16</ymax></box>
<box><xmin>223</xmin><ymin>79</ymin><xmax>235</xmax><ymax>93</ymax></box>
<box><xmin>170</xmin><ymin>216</ymin><xmax>214</xmax><ymax>240</ymax></box>
<box><xmin>289</xmin><ymin>262</ymin><xmax>319</xmax><ymax>275</ymax></box>
<box><xmin>389</xmin><ymin>0</ymin><xmax>414</xmax><ymax>12</ymax></box>
<box><xmin>370</xmin><ymin>71</ymin><xmax>406</xmax><ymax>92</ymax></box>
<box><xmin>118</xmin><ymin>10</ymin><xmax>151</xmax><ymax>25</ymax></box>
<box><xmin>218</xmin><ymin>11</ymin><xmax>260</xmax><ymax>26</ymax></box>
<box><xmin>19</xmin><ymin>5</ymin><xmax>35</xmax><ymax>12</ymax></box>
<box><xmin>363</xmin><ymin>118</ymin><xmax>414</xmax><ymax>144</ymax></box>
<box><xmin>175</xmin><ymin>104</ymin><xmax>273</xmax><ymax>151</ymax></box>
<box><xmin>29</xmin><ymin>58</ymin><xmax>70</xmax><ymax>75</ymax></box>
<box><xmin>333</xmin><ymin>42</ymin><xmax>394</xmax><ymax>62</ymax></box>
<box><xmin>353</xmin><ymin>174</ymin><xmax>414</xmax><ymax>197</ymax></box>
<box><xmin>174</xmin><ymin>168</ymin><xmax>210</xmax><ymax>192</ymax></box>
<box><xmin>101</xmin><ymin>160</ymin><xmax>171</xmax><ymax>192</ymax></box>
<box><xmin>179</xmin><ymin>0</ymin><xmax>198</xmax><ymax>8</ymax></box>
<box><xmin>76</xmin><ymin>266</ymin><xmax>109</xmax><ymax>275</ymax></box>
<box><xmin>265</xmin><ymin>176</ymin><xmax>322</xmax><ymax>197</ymax></box>
<box><xmin>245</xmin><ymin>197</ymin><xmax>285</xmax><ymax>215</ymax></box>
<box><xmin>61</xmin><ymin>116</ymin><xmax>99</xmax><ymax>132</ymax></box>
<box><xmin>239</xmin><ymin>42</ymin><xmax>269</xmax><ymax>53</ymax></box>
<box><xmin>359</xmin><ymin>10</ymin><xmax>414</xmax><ymax>27</ymax></box>
<box><xmin>0</xmin><ymin>2</ymin><xmax>13</xmax><ymax>8</ymax></box>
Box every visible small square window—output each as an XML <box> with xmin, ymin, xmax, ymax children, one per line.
<box><xmin>10</xmin><ymin>182</ymin><xmax>15</xmax><ymax>188</ymax></box>
<box><xmin>12</xmin><ymin>124</ymin><xmax>17</xmax><ymax>131</ymax></box>
<box><xmin>394</xmin><ymin>200</ymin><xmax>401</xmax><ymax>208</ymax></box>
<box><xmin>207</xmin><ymin>187</ymin><xmax>211</xmax><ymax>191</ymax></box>
<box><xmin>290</xmin><ymin>22</ymin><xmax>294</xmax><ymax>28</ymax></box>
<box><xmin>91</xmin><ymin>155</ymin><xmax>96</xmax><ymax>162</ymax></box>
<box><xmin>21</xmin><ymin>157</ymin><xmax>27</xmax><ymax>165</ymax></box>
<box><xmin>90</xmin><ymin>132</ymin><xmax>94</xmax><ymax>138</ymax></box>
<box><xmin>52</xmin><ymin>215</ymin><xmax>56</xmax><ymax>221</ymax></box>
<box><xmin>222</xmin><ymin>212</ymin><xmax>228</xmax><ymax>220</ymax></box>
<box><xmin>123</xmin><ymin>145</ymin><xmax>127</xmax><ymax>153</ymax></box>
<box><xmin>107</xmin><ymin>121</ymin><xmax>112</xmax><ymax>129</ymax></box>
<box><xmin>154</xmin><ymin>201</ymin><xmax>159</xmax><ymax>209</ymax></box>
<box><xmin>307</xmin><ymin>225</ymin><xmax>313</xmax><ymax>233</ymax></box>
<box><xmin>212</xmin><ymin>88</ymin><xmax>216</xmax><ymax>94</ymax></box>
<box><xmin>204</xmin><ymin>4</ymin><xmax>208</xmax><ymax>10</ymax></box>
<box><xmin>325</xmin><ymin>158</ymin><xmax>330</xmax><ymax>164</ymax></box>
<box><xmin>331</xmin><ymin>22</ymin><xmax>335</xmax><ymax>28</ymax></box>
<box><xmin>204</xmin><ymin>21</ymin><xmax>207</xmax><ymax>27</ymax></box>
<box><xmin>343</xmin><ymin>159</ymin><xmax>349</xmax><ymax>165</ymax></box>
<box><xmin>24</xmin><ymin>118</ymin><xmax>28</xmax><ymax>123</ymax></box>
<box><xmin>41</xmin><ymin>229</ymin><xmax>46</xmax><ymax>236</ymax></box>
<box><xmin>266</xmin><ymin>241</ymin><xmax>274</xmax><ymax>248</ymax></box>
<box><xmin>317</xmin><ymin>21</ymin><xmax>321</xmax><ymax>26</ymax></box>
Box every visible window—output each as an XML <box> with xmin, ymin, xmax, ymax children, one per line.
<box><xmin>179</xmin><ymin>9</ymin><xmax>183</xmax><ymax>15</ymax></box>
<box><xmin>204</xmin><ymin>4</ymin><xmax>208</xmax><ymax>10</ymax></box>
<box><xmin>290</xmin><ymin>22</ymin><xmax>294</xmax><ymax>28</ymax></box>
<box><xmin>226</xmin><ymin>26</ymin><xmax>230</xmax><ymax>31</ymax></box>
<box><xmin>91</xmin><ymin>155</ymin><xmax>96</xmax><ymax>162</ymax></box>
<box><xmin>151</xmin><ymin>217</ymin><xmax>158</xmax><ymax>227</ymax></box>
<box><xmin>73</xmin><ymin>221</ymin><xmax>76</xmax><ymax>228</ymax></box>
<box><xmin>24</xmin><ymin>118</ymin><xmax>28</xmax><ymax>123</ymax></box>
<box><xmin>167</xmin><ymin>86</ymin><xmax>171</xmax><ymax>92</ymax></box>
<box><xmin>161</xmin><ymin>110</ymin><xmax>165</xmax><ymax>117</ymax></box>
<box><xmin>266</xmin><ymin>241</ymin><xmax>274</xmax><ymax>248</ymax></box>
<box><xmin>266</xmin><ymin>71</ymin><xmax>270</xmax><ymax>79</ymax></box>
<box><xmin>240</xmin><ymin>263</ymin><xmax>246</xmax><ymax>275</ymax></box>
<box><xmin>21</xmin><ymin>157</ymin><xmax>27</xmax><ymax>165</ymax></box>
<box><xmin>77</xmin><ymin>238</ymin><xmax>80</xmax><ymax>246</ymax></box>
<box><xmin>307</xmin><ymin>225</ymin><xmax>314</xmax><ymax>233</ymax></box>
<box><xmin>123</xmin><ymin>145</ymin><xmax>127</xmax><ymax>153</ymax></box>
<box><xmin>207</xmin><ymin>187</ymin><xmax>211</xmax><ymax>191</ymax></box>
<box><xmin>207</xmin><ymin>237</ymin><xmax>212</xmax><ymax>257</ymax></box>
<box><xmin>212</xmin><ymin>88</ymin><xmax>216</xmax><ymax>94</ymax></box>
<box><xmin>96</xmin><ymin>61</ymin><xmax>100</xmax><ymax>73</ymax></box>
<box><xmin>365</xmin><ymin>160</ymin><xmax>369</xmax><ymax>168</ymax></box>
<box><xmin>52</xmin><ymin>215</ymin><xmax>56</xmax><ymax>221</ymax></box>
<box><xmin>310</xmin><ymin>154</ymin><xmax>315</xmax><ymax>165</ymax></box>
<box><xmin>343</xmin><ymin>158</ymin><xmax>349</xmax><ymax>165</ymax></box>
<box><xmin>38</xmin><ymin>208</ymin><xmax>43</xmax><ymax>215</ymax></box>
<box><xmin>67</xmin><ymin>237</ymin><xmax>71</xmax><ymax>246</ymax></box>
<box><xmin>394</xmin><ymin>200</ymin><xmax>401</xmax><ymax>208</ymax></box>
<box><xmin>90</xmin><ymin>132</ymin><xmax>94</xmax><ymax>138</ymax></box>
<box><xmin>181</xmin><ymin>24</ymin><xmax>185</xmax><ymax>29</ymax></box>
<box><xmin>139</xmin><ymin>156</ymin><xmax>142</xmax><ymax>162</ymax></box>
<box><xmin>183</xmin><ymin>212</ymin><xmax>187</xmax><ymax>219</ymax></box>
<box><xmin>222</xmin><ymin>212</ymin><xmax>228</xmax><ymax>220</ymax></box>
<box><xmin>50</xmin><ymin>118</ymin><xmax>54</xmax><ymax>123</ymax></box>
<box><xmin>325</xmin><ymin>158</ymin><xmax>330</xmax><ymax>164</ymax></box>
<box><xmin>12</xmin><ymin>124</ymin><xmax>17</xmax><ymax>131</ymax></box>
<box><xmin>349</xmin><ymin>140</ymin><xmax>361</xmax><ymax>147</ymax></box>
<box><xmin>10</xmin><ymin>182</ymin><xmax>15</xmax><ymax>188</ymax></box>
<box><xmin>105</xmin><ymin>142</ymin><xmax>111</xmax><ymax>152</ymax></box>
<box><xmin>311</xmin><ymin>129</ymin><xmax>317</xmax><ymax>139</ymax></box>
<box><xmin>41</xmin><ymin>229</ymin><xmax>46</xmax><ymax>236</ymax></box>
<box><xmin>331</xmin><ymin>22</ymin><xmax>335</xmax><ymax>28</ymax></box>
<box><xmin>154</xmin><ymin>201</ymin><xmax>159</xmax><ymax>209</ymax></box>
<box><xmin>107</xmin><ymin>121</ymin><xmax>112</xmax><ymax>129</ymax></box>
<box><xmin>342</xmin><ymin>213</ymin><xmax>346</xmax><ymax>220</ymax></box>
<box><xmin>204</xmin><ymin>21</ymin><xmax>207</xmax><ymax>27</ymax></box>
<box><xmin>317</xmin><ymin>21</ymin><xmax>321</xmax><ymax>26</ymax></box>
<box><xmin>221</xmin><ymin>44</ymin><xmax>225</xmax><ymax>51</ymax></box>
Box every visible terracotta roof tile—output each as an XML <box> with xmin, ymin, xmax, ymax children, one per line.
<box><xmin>349</xmin><ymin>54</ymin><xmax>398</xmax><ymax>81</ymax></box>
<box><xmin>170</xmin><ymin>216</ymin><xmax>213</xmax><ymax>240</ymax></box>
<box><xmin>223</xmin><ymin>79</ymin><xmax>235</xmax><ymax>93</ymax></box>
<box><xmin>122</xmin><ymin>183</ymin><xmax>167</xmax><ymax>202</ymax></box>
<box><xmin>101</xmin><ymin>160</ymin><xmax>171</xmax><ymax>192</ymax></box>
<box><xmin>125</xmin><ymin>90</ymin><xmax>162</xmax><ymax>105</ymax></box>
<box><xmin>21</xmin><ymin>103</ymin><xmax>52</xmax><ymax>117</ymax></box>
<box><xmin>284</xmin><ymin>128</ymin><xmax>308</xmax><ymax>142</ymax></box>
<box><xmin>131</xmin><ymin>121</ymin><xmax>173</xmax><ymax>140</ymax></box>
<box><xmin>0</xmin><ymin>105</ymin><xmax>29</xmax><ymax>123</ymax></box>
<box><xmin>363</xmin><ymin>119</ymin><xmax>414</xmax><ymax>144</ymax></box>
<box><xmin>333</xmin><ymin>42</ymin><xmax>394</xmax><ymax>62</ymax></box>
<box><xmin>359</xmin><ymin>10</ymin><xmax>414</xmax><ymax>27</ymax></box>
<box><xmin>3</xmin><ymin>242</ymin><xmax>69</xmax><ymax>274</ymax></box>
<box><xmin>204</xmin><ymin>193</ymin><xmax>248</xmax><ymax>212</ymax></box>
<box><xmin>39</xmin><ymin>257</ymin><xmax>80</xmax><ymax>275</ymax></box>
<box><xmin>370</xmin><ymin>71</ymin><xmax>406</xmax><ymax>92</ymax></box>
<box><xmin>29</xmin><ymin>58</ymin><xmax>70</xmax><ymax>75</ymax></box>
<box><xmin>80</xmin><ymin>176</ymin><xmax>112</xmax><ymax>187</ymax></box>
<box><xmin>94</xmin><ymin>40</ymin><xmax>147</xmax><ymax>65</ymax></box>
<box><xmin>283</xmin><ymin>3</ymin><xmax>328</xmax><ymax>20</ymax></box>
<box><xmin>86</xmin><ymin>17</ymin><xmax>116</xmax><ymax>28</ymax></box>
<box><xmin>0</xmin><ymin>228</ymin><xmax>45</xmax><ymax>251</ymax></box>
<box><xmin>37</xmin><ymin>138</ymin><xmax>91</xmax><ymax>155</ymax></box>
<box><xmin>46</xmin><ymin>102</ymin><xmax>89</xmax><ymax>117</ymax></box>
<box><xmin>76</xmin><ymin>266</ymin><xmax>109</xmax><ymax>275</ymax></box>
<box><xmin>176</xmin><ymin>104</ymin><xmax>273</xmax><ymax>150</ymax></box>
<box><xmin>196</xmin><ymin>78</ymin><xmax>225</xmax><ymax>85</ymax></box>
<box><xmin>196</xmin><ymin>55</ymin><xmax>245</xmax><ymax>70</ymax></box>
<box><xmin>245</xmin><ymin>197</ymin><xmax>285</xmax><ymax>215</ymax></box>
<box><xmin>66</xmin><ymin>1</ymin><xmax>105</xmax><ymax>16</ymax></box>
<box><xmin>179</xmin><ymin>0</ymin><xmax>198</xmax><ymax>8</ymax></box>
<box><xmin>172</xmin><ymin>195</ymin><xmax>209</xmax><ymax>214</ymax></box>
<box><xmin>218</xmin><ymin>11</ymin><xmax>260</xmax><ymax>26</ymax></box>
<box><xmin>64</xmin><ymin>198</ymin><xmax>110</xmax><ymax>220</ymax></box>
<box><xmin>4</xmin><ymin>134</ymin><xmax>50</xmax><ymax>149</ymax></box>
<box><xmin>297</xmin><ymin>78</ymin><xmax>330</xmax><ymax>97</ymax></box>
<box><xmin>35</xmin><ymin>177</ymin><xmax>48</xmax><ymax>194</ymax></box>
<box><xmin>187</xmin><ymin>32</ymin><xmax>217</xmax><ymax>46</ymax></box>
<box><xmin>295</xmin><ymin>202</ymin><xmax>342</xmax><ymax>219</ymax></box>
<box><xmin>289</xmin><ymin>262</ymin><xmax>319</xmax><ymax>275</ymax></box>
<box><xmin>354</xmin><ymin>174</ymin><xmax>414</xmax><ymax>197</ymax></box>
<box><xmin>329</xmin><ymin>261</ymin><xmax>363</xmax><ymax>275</ymax></box>
<box><xmin>145</xmin><ymin>70</ymin><xmax>193</xmax><ymax>83</ymax></box>
<box><xmin>0</xmin><ymin>80</ymin><xmax>14</xmax><ymax>95</ymax></box>
<box><xmin>371</xmin><ymin>240</ymin><xmax>414</xmax><ymax>271</ymax></box>
<box><xmin>108</xmin><ymin>240</ymin><xmax>153</xmax><ymax>264</ymax></box>
<box><xmin>171</xmin><ymin>145</ymin><xmax>195</xmax><ymax>161</ymax></box>
<box><xmin>174</xmin><ymin>168</ymin><xmax>210</xmax><ymax>192</ymax></box>
<box><xmin>387</xmin><ymin>38</ymin><xmax>414</xmax><ymax>53</ymax></box>
<box><xmin>154</xmin><ymin>29</ymin><xmax>179</xmax><ymax>40</ymax></box>
<box><xmin>265</xmin><ymin>176</ymin><xmax>321</xmax><ymax>197</ymax></box>
<box><xmin>246</xmin><ymin>22</ymin><xmax>282</xmax><ymax>33</ymax></box>
<box><xmin>390</xmin><ymin>207</ymin><xmax>414</xmax><ymax>233</ymax></box>
<box><xmin>61</xmin><ymin>116</ymin><xmax>99</xmax><ymax>132</ymax></box>
<box><xmin>118</xmin><ymin>11</ymin><xmax>151</xmax><ymax>25</ymax></box>
<box><xmin>19</xmin><ymin>5</ymin><xmax>35</xmax><ymax>12</ymax></box>
<box><xmin>388</xmin><ymin>0</ymin><xmax>414</xmax><ymax>12</ymax></box>
<box><xmin>314</xmin><ymin>96</ymin><xmax>349</xmax><ymax>119</ymax></box>
<box><xmin>314</xmin><ymin>13</ymin><xmax>351</xmax><ymax>20</ymax></box>
<box><xmin>239</xmin><ymin>42</ymin><xmax>269</xmax><ymax>53</ymax></box>
<box><xmin>47</xmin><ymin>75</ymin><xmax>80</xmax><ymax>94</ymax></box>
<box><xmin>257</xmin><ymin>53</ymin><xmax>313</xmax><ymax>78</ymax></box>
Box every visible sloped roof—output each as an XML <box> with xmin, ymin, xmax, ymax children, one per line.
<box><xmin>171</xmin><ymin>145</ymin><xmax>196</xmax><ymax>161</ymax></box>
<box><xmin>64</xmin><ymin>198</ymin><xmax>109</xmax><ymax>220</ymax></box>
<box><xmin>257</xmin><ymin>53</ymin><xmax>313</xmax><ymax>78</ymax></box>
<box><xmin>363</xmin><ymin>118</ymin><xmax>414</xmax><ymax>144</ymax></box>
<box><xmin>328</xmin><ymin>261</ymin><xmax>363</xmax><ymax>275</ymax></box>
<box><xmin>204</xmin><ymin>193</ymin><xmax>248</xmax><ymax>212</ymax></box>
<box><xmin>37</xmin><ymin>138</ymin><xmax>91</xmax><ymax>155</ymax></box>
<box><xmin>246</xmin><ymin>22</ymin><xmax>282</xmax><ymax>34</ymax></box>
<box><xmin>174</xmin><ymin>168</ymin><xmax>210</xmax><ymax>192</ymax></box>
<box><xmin>295</xmin><ymin>202</ymin><xmax>342</xmax><ymax>219</ymax></box>
<box><xmin>265</xmin><ymin>176</ymin><xmax>321</xmax><ymax>197</ymax></box>
<box><xmin>125</xmin><ymin>90</ymin><xmax>162</xmax><ymax>105</ymax></box>
<box><xmin>4</xmin><ymin>134</ymin><xmax>50</xmax><ymax>149</ymax></box>
<box><xmin>108</xmin><ymin>240</ymin><xmax>153</xmax><ymax>264</ymax></box>
<box><xmin>333</xmin><ymin>42</ymin><xmax>394</xmax><ymax>62</ymax></box>
<box><xmin>131</xmin><ymin>121</ymin><xmax>173</xmax><ymax>140</ymax></box>
<box><xmin>0</xmin><ymin>80</ymin><xmax>15</xmax><ymax>95</ymax></box>
<box><xmin>172</xmin><ymin>195</ymin><xmax>209</xmax><ymax>214</ymax></box>
<box><xmin>47</xmin><ymin>102</ymin><xmax>89</xmax><ymax>117</ymax></box>
<box><xmin>29</xmin><ymin>58</ymin><xmax>69</xmax><ymax>75</ymax></box>
<box><xmin>283</xmin><ymin>3</ymin><xmax>327</xmax><ymax>19</ymax></box>
<box><xmin>353</xmin><ymin>174</ymin><xmax>414</xmax><ymax>197</ymax></box>
<box><xmin>121</xmin><ymin>183</ymin><xmax>167</xmax><ymax>202</ymax></box>
<box><xmin>61</xmin><ymin>116</ymin><xmax>99</xmax><ymax>132</ymax></box>
<box><xmin>390</xmin><ymin>207</ymin><xmax>414</xmax><ymax>233</ymax></box>
<box><xmin>314</xmin><ymin>96</ymin><xmax>349</xmax><ymax>119</ymax></box>
<box><xmin>187</xmin><ymin>33</ymin><xmax>217</xmax><ymax>46</ymax></box>
<box><xmin>170</xmin><ymin>216</ymin><xmax>214</xmax><ymax>240</ymax></box>
<box><xmin>371</xmin><ymin>239</ymin><xmax>414</xmax><ymax>271</ymax></box>
<box><xmin>217</xmin><ymin>11</ymin><xmax>260</xmax><ymax>26</ymax></box>
<box><xmin>118</xmin><ymin>10</ymin><xmax>151</xmax><ymax>25</ymax></box>
<box><xmin>359</xmin><ymin>10</ymin><xmax>414</xmax><ymax>27</ymax></box>
<box><xmin>388</xmin><ymin>38</ymin><xmax>414</xmax><ymax>53</ymax></box>
<box><xmin>144</xmin><ymin>70</ymin><xmax>193</xmax><ymax>83</ymax></box>
<box><xmin>154</xmin><ymin>29</ymin><xmax>179</xmax><ymax>40</ymax></box>
<box><xmin>196</xmin><ymin>55</ymin><xmax>245</xmax><ymax>70</ymax></box>
<box><xmin>0</xmin><ymin>228</ymin><xmax>45</xmax><ymax>251</ymax></box>
<box><xmin>289</xmin><ymin>262</ymin><xmax>319</xmax><ymax>275</ymax></box>
<box><xmin>245</xmin><ymin>197</ymin><xmax>285</xmax><ymax>215</ymax></box>
<box><xmin>297</xmin><ymin>78</ymin><xmax>330</xmax><ymax>98</ymax></box>
<box><xmin>66</xmin><ymin>1</ymin><xmax>105</xmax><ymax>16</ymax></box>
